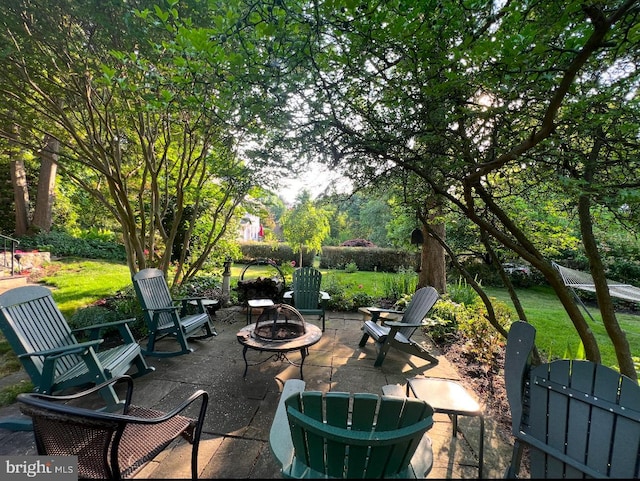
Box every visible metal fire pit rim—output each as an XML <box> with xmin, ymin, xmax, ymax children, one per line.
<box><xmin>252</xmin><ymin>321</ymin><xmax>307</xmax><ymax>342</ymax></box>
<box><xmin>252</xmin><ymin>304</ymin><xmax>307</xmax><ymax>342</ymax></box>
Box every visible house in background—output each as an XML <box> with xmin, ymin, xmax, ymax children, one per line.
<box><xmin>238</xmin><ymin>214</ymin><xmax>263</xmax><ymax>241</ymax></box>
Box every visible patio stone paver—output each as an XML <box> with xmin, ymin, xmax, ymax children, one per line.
<box><xmin>0</xmin><ymin>307</ymin><xmax>516</xmax><ymax>478</ymax></box>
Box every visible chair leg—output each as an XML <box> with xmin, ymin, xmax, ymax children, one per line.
<box><xmin>176</xmin><ymin>330</ymin><xmax>193</xmax><ymax>355</ymax></box>
<box><xmin>504</xmin><ymin>440</ymin><xmax>524</xmax><ymax>478</ymax></box>
<box><xmin>145</xmin><ymin>334</ymin><xmax>157</xmax><ymax>356</ymax></box>
<box><xmin>358</xmin><ymin>332</ymin><xmax>370</xmax><ymax>347</ymax></box>
<box><xmin>131</xmin><ymin>353</ymin><xmax>155</xmax><ymax>377</ymax></box>
<box><xmin>188</xmin><ymin>321</ymin><xmax>217</xmax><ymax>339</ymax></box>
<box><xmin>374</xmin><ymin>340</ymin><xmax>392</xmax><ymax>367</ymax></box>
<box><xmin>143</xmin><ymin>331</ymin><xmax>194</xmax><ymax>358</ymax></box>
<box><xmin>96</xmin><ymin>383</ymin><xmax>124</xmax><ymax>411</ymax></box>
<box><xmin>407</xmin><ymin>341</ymin><xmax>439</xmax><ymax>364</ymax></box>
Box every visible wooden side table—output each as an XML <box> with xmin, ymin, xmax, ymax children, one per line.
<box><xmin>407</xmin><ymin>376</ymin><xmax>485</xmax><ymax>479</ymax></box>
<box><xmin>246</xmin><ymin>298</ymin><xmax>275</xmax><ymax>325</ymax></box>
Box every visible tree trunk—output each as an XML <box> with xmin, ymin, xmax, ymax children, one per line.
<box><xmin>419</xmin><ymin>210</ymin><xmax>446</xmax><ymax>294</ymax></box>
<box><xmin>10</xmin><ymin>159</ymin><xmax>29</xmax><ymax>236</ymax></box>
<box><xmin>578</xmin><ymin>133</ymin><xmax>636</xmax><ymax>381</ymax></box>
<box><xmin>31</xmin><ymin>135</ymin><xmax>59</xmax><ymax>233</ymax></box>
<box><xmin>7</xmin><ymin>124</ymin><xmax>29</xmax><ymax>236</ymax></box>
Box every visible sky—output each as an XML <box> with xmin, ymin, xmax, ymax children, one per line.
<box><xmin>277</xmin><ymin>162</ymin><xmax>352</xmax><ymax>205</ymax></box>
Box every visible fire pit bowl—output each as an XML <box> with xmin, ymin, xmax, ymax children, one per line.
<box><xmin>253</xmin><ymin>304</ymin><xmax>306</xmax><ymax>342</ymax></box>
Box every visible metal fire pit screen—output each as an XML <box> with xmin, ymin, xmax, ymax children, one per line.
<box><xmin>253</xmin><ymin>304</ymin><xmax>306</xmax><ymax>341</ymax></box>
<box><xmin>237</xmin><ymin>304</ymin><xmax>322</xmax><ymax>380</ymax></box>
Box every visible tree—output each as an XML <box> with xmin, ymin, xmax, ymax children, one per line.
<box><xmin>0</xmin><ymin>0</ymin><xmax>270</xmax><ymax>283</ymax></box>
<box><xmin>281</xmin><ymin>190</ymin><xmax>330</xmax><ymax>267</ymax></box>
<box><xmin>237</xmin><ymin>0</ymin><xmax>639</xmax><ymax>378</ymax></box>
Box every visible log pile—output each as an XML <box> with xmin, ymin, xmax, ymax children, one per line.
<box><xmin>236</xmin><ymin>277</ymin><xmax>284</xmax><ymax>304</ymax></box>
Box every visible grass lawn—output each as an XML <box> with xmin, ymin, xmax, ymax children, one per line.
<box><xmin>485</xmin><ymin>285</ymin><xmax>640</xmax><ymax>369</ymax></box>
<box><xmin>232</xmin><ymin>263</ymin><xmax>411</xmax><ymax>298</ymax></box>
<box><xmin>39</xmin><ymin>258</ymin><xmax>133</xmax><ymax>318</ymax></box>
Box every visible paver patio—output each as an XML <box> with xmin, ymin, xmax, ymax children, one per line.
<box><xmin>0</xmin><ymin>307</ymin><xmax>515</xmax><ymax>478</ymax></box>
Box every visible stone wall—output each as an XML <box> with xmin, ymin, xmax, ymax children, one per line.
<box><xmin>1</xmin><ymin>251</ymin><xmax>51</xmax><ymax>273</ymax></box>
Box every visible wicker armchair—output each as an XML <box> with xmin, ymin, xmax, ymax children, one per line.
<box><xmin>17</xmin><ymin>375</ymin><xmax>209</xmax><ymax>480</ymax></box>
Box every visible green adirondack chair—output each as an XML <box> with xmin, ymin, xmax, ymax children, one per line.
<box><xmin>0</xmin><ymin>285</ymin><xmax>154</xmax><ymax>430</ymax></box>
<box><xmin>269</xmin><ymin>379</ymin><xmax>435</xmax><ymax>479</ymax></box>
<box><xmin>358</xmin><ymin>286</ymin><xmax>440</xmax><ymax>367</ymax></box>
<box><xmin>132</xmin><ymin>268</ymin><xmax>217</xmax><ymax>357</ymax></box>
<box><xmin>505</xmin><ymin>321</ymin><xmax>640</xmax><ymax>478</ymax></box>
<box><xmin>283</xmin><ymin>266</ymin><xmax>330</xmax><ymax>331</ymax></box>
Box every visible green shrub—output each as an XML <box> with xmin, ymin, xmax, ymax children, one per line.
<box><xmin>448</xmin><ymin>277</ymin><xmax>480</xmax><ymax>305</ymax></box>
<box><xmin>320</xmin><ymin>246</ymin><xmax>418</xmax><ymax>272</ymax></box>
<box><xmin>344</xmin><ymin>262</ymin><xmax>358</xmax><ymax>273</ymax></box>
<box><xmin>238</xmin><ymin>242</ymin><xmax>314</xmax><ymax>266</ymax></box>
<box><xmin>17</xmin><ymin>230</ymin><xmax>126</xmax><ymax>261</ymax></box>
<box><xmin>456</xmin><ymin>297</ymin><xmax>514</xmax><ymax>373</ymax></box>
<box><xmin>323</xmin><ymin>275</ymin><xmax>356</xmax><ymax>311</ymax></box>
<box><xmin>424</xmin><ymin>298</ymin><xmax>461</xmax><ymax>344</ymax></box>
<box><xmin>68</xmin><ymin>286</ymin><xmax>147</xmax><ymax>341</ymax></box>
<box><xmin>321</xmin><ymin>274</ymin><xmax>376</xmax><ymax>311</ymax></box>
<box><xmin>351</xmin><ymin>291</ymin><xmax>375</xmax><ymax>308</ymax></box>
<box><xmin>381</xmin><ymin>268</ymin><xmax>417</xmax><ymax>300</ymax></box>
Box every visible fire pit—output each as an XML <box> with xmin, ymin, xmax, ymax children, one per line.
<box><xmin>253</xmin><ymin>304</ymin><xmax>306</xmax><ymax>342</ymax></box>
<box><xmin>237</xmin><ymin>304</ymin><xmax>322</xmax><ymax>380</ymax></box>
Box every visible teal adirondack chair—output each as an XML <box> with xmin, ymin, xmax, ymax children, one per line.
<box><xmin>270</xmin><ymin>379</ymin><xmax>435</xmax><ymax>479</ymax></box>
<box><xmin>505</xmin><ymin>321</ymin><xmax>640</xmax><ymax>478</ymax></box>
<box><xmin>132</xmin><ymin>268</ymin><xmax>217</xmax><ymax>357</ymax></box>
<box><xmin>283</xmin><ymin>266</ymin><xmax>330</xmax><ymax>331</ymax></box>
<box><xmin>0</xmin><ymin>285</ymin><xmax>154</xmax><ymax>430</ymax></box>
<box><xmin>358</xmin><ymin>286</ymin><xmax>440</xmax><ymax>367</ymax></box>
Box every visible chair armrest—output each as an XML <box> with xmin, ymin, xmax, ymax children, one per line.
<box><xmin>176</xmin><ymin>296</ymin><xmax>207</xmax><ymax>302</ymax></box>
<box><xmin>367</xmin><ymin>307</ymin><xmax>404</xmax><ymax>315</ymax></box>
<box><xmin>283</xmin><ymin>291</ymin><xmax>293</xmax><ymax>299</ymax></box>
<box><xmin>144</xmin><ymin>306</ymin><xmax>177</xmax><ymax>313</ymax></box>
<box><xmin>409</xmin><ymin>433</ymin><xmax>434</xmax><ymax>478</ymax></box>
<box><xmin>72</xmin><ymin>318</ymin><xmax>138</xmax><ymax>344</ymax></box>
<box><xmin>20</xmin><ymin>340</ymin><xmax>105</xmax><ymax>392</ymax></box>
<box><xmin>18</xmin><ymin>339</ymin><xmax>104</xmax><ymax>359</ymax></box>
<box><xmin>19</xmin><ymin>375</ymin><xmax>208</xmax><ymax>425</ymax></box>
<box><xmin>71</xmin><ymin>318</ymin><xmax>137</xmax><ymax>333</ymax></box>
<box><xmin>270</xmin><ymin>379</ymin><xmax>306</xmax><ymax>469</ymax></box>
<box><xmin>124</xmin><ymin>389</ymin><xmax>209</xmax><ymax>427</ymax></box>
<box><xmin>362</xmin><ymin>307</ymin><xmax>404</xmax><ymax>324</ymax></box>
<box><xmin>383</xmin><ymin>320</ymin><xmax>427</xmax><ymax>329</ymax></box>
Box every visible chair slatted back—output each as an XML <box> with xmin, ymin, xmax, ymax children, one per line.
<box><xmin>285</xmin><ymin>391</ymin><xmax>434</xmax><ymax>478</ymax></box>
<box><xmin>527</xmin><ymin>360</ymin><xmax>640</xmax><ymax>478</ymax></box>
<box><xmin>396</xmin><ymin>286</ymin><xmax>439</xmax><ymax>339</ymax></box>
<box><xmin>132</xmin><ymin>268</ymin><xmax>178</xmax><ymax>331</ymax></box>
<box><xmin>505</xmin><ymin>321</ymin><xmax>640</xmax><ymax>478</ymax></box>
<box><xmin>0</xmin><ymin>286</ymin><xmax>81</xmax><ymax>381</ymax></box>
<box><xmin>292</xmin><ymin>267</ymin><xmax>322</xmax><ymax>310</ymax></box>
